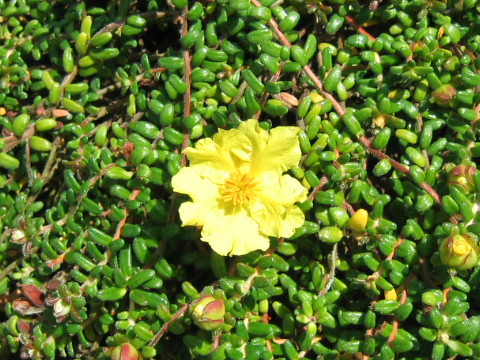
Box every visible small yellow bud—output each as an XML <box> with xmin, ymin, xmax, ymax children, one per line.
<box><xmin>317</xmin><ymin>43</ymin><xmax>337</xmax><ymax>55</ymax></box>
<box><xmin>360</xmin><ymin>20</ymin><xmax>379</xmax><ymax>27</ymax></box>
<box><xmin>372</xmin><ymin>115</ymin><xmax>386</xmax><ymax>128</ymax></box>
<box><xmin>384</xmin><ymin>289</ymin><xmax>397</xmax><ymax>301</ymax></box>
<box><xmin>0</xmin><ymin>107</ymin><xmax>6</xmax><ymax>116</ymax></box>
<box><xmin>309</xmin><ymin>92</ymin><xmax>324</xmax><ymax>103</ymax></box>
<box><xmin>349</xmin><ymin>209</ymin><xmax>369</xmax><ymax>232</ymax></box>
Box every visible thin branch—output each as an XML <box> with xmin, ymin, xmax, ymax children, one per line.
<box><xmin>97</xmin><ymin>68</ymin><xmax>166</xmax><ymax>97</ymax></box>
<box><xmin>148</xmin><ymin>8</ymin><xmax>192</xmax><ymax>267</ymax></box>
<box><xmin>0</xmin><ymin>259</ymin><xmax>20</xmax><ymax>281</ymax></box>
<box><xmin>60</xmin><ymin>65</ymin><xmax>78</xmax><ymax>98</ymax></box>
<box><xmin>24</xmin><ymin>142</ymin><xmax>34</xmax><ymax>186</ymax></box>
<box><xmin>149</xmin><ymin>303</ymin><xmax>189</xmax><ymax>347</ymax></box>
<box><xmin>113</xmin><ymin>189</ymin><xmax>140</xmax><ymax>240</ymax></box>
<box><xmin>344</xmin><ymin>15</ymin><xmax>376</xmax><ymax>42</ymax></box>
<box><xmin>387</xmin><ymin>272</ymin><xmax>414</xmax><ymax>346</ymax></box>
<box><xmin>308</xmin><ymin>175</ymin><xmax>329</xmax><ymax>202</ymax></box>
<box><xmin>254</xmin><ymin>62</ymin><xmax>284</xmax><ymax>120</ymax></box>
<box><xmin>180</xmin><ymin>8</ymin><xmax>191</xmax><ymax>168</ymax></box>
<box><xmin>91</xmin><ymin>10</ymin><xmax>170</xmax><ymax>40</ymax></box>
<box><xmin>319</xmin><ymin>243</ymin><xmax>338</xmax><ymax>296</ymax></box>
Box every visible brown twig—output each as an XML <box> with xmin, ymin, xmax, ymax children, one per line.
<box><xmin>254</xmin><ymin>62</ymin><xmax>284</xmax><ymax>120</ymax></box>
<box><xmin>24</xmin><ymin>142</ymin><xmax>34</xmax><ymax>186</ymax></box>
<box><xmin>358</xmin><ymin>136</ymin><xmax>457</xmax><ymax>225</ymax></box>
<box><xmin>149</xmin><ymin>303</ymin><xmax>189</xmax><ymax>347</ymax></box>
<box><xmin>344</xmin><ymin>15</ymin><xmax>376</xmax><ymax>42</ymax></box>
<box><xmin>387</xmin><ymin>272</ymin><xmax>414</xmax><ymax>346</ymax></box>
<box><xmin>180</xmin><ymin>7</ymin><xmax>191</xmax><ymax>168</ymax></box>
<box><xmin>60</xmin><ymin>65</ymin><xmax>78</xmax><ymax>98</ymax></box>
<box><xmin>113</xmin><ymin>189</ymin><xmax>140</xmax><ymax>240</ymax></box>
<box><xmin>264</xmin><ymin>238</ymin><xmax>284</xmax><ymax>257</ymax></box>
<box><xmin>308</xmin><ymin>175</ymin><xmax>329</xmax><ymax>202</ymax></box>
<box><xmin>97</xmin><ymin>68</ymin><xmax>166</xmax><ymax>97</ymax></box>
<box><xmin>148</xmin><ymin>7</ymin><xmax>192</xmax><ymax>267</ymax></box>
<box><xmin>91</xmin><ymin>10</ymin><xmax>170</xmax><ymax>40</ymax></box>
<box><xmin>211</xmin><ymin>331</ymin><xmax>222</xmax><ymax>353</ymax></box>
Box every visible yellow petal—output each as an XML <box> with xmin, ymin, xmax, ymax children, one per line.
<box><xmin>185</xmin><ymin>122</ymin><xmax>266</xmax><ymax>172</ymax></box>
<box><xmin>250</xmin><ymin>123</ymin><xmax>301</xmax><ymax>175</ymax></box>
<box><xmin>279</xmin><ymin>206</ymin><xmax>306</xmax><ymax>238</ymax></box>
<box><xmin>172</xmin><ymin>166</ymin><xmax>221</xmax><ymax>226</ymax></box>
<box><xmin>217</xmin><ymin>119</ymin><xmax>269</xmax><ymax>172</ymax></box>
<box><xmin>183</xmin><ymin>137</ymin><xmax>235</xmax><ymax>172</ymax></box>
<box><xmin>172</xmin><ymin>166</ymin><xmax>221</xmax><ymax>200</ymax></box>
<box><xmin>178</xmin><ymin>202</ymin><xmax>210</xmax><ymax>227</ymax></box>
<box><xmin>201</xmin><ymin>209</ymin><xmax>270</xmax><ymax>256</ymax></box>
<box><xmin>250</xmin><ymin>173</ymin><xmax>307</xmax><ymax>238</ymax></box>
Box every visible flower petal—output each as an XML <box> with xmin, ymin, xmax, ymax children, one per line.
<box><xmin>185</xmin><ymin>121</ymin><xmax>267</xmax><ymax>172</ymax></box>
<box><xmin>250</xmin><ymin>173</ymin><xmax>307</xmax><ymax>238</ymax></box>
<box><xmin>183</xmin><ymin>137</ymin><xmax>235</xmax><ymax>172</ymax></box>
<box><xmin>172</xmin><ymin>166</ymin><xmax>221</xmax><ymax>226</ymax></box>
<box><xmin>172</xmin><ymin>166</ymin><xmax>221</xmax><ymax>201</ymax></box>
<box><xmin>250</xmin><ymin>124</ymin><xmax>301</xmax><ymax>175</ymax></box>
<box><xmin>201</xmin><ymin>209</ymin><xmax>270</xmax><ymax>256</ymax></box>
<box><xmin>178</xmin><ymin>202</ymin><xmax>209</xmax><ymax>227</ymax></box>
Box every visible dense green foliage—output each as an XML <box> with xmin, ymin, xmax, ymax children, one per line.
<box><xmin>2</xmin><ymin>0</ymin><xmax>480</xmax><ymax>359</ymax></box>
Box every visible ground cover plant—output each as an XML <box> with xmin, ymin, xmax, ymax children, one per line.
<box><xmin>2</xmin><ymin>0</ymin><xmax>480</xmax><ymax>359</ymax></box>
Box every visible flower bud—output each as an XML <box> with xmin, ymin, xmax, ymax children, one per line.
<box><xmin>432</xmin><ymin>84</ymin><xmax>456</xmax><ymax>105</ymax></box>
<box><xmin>111</xmin><ymin>343</ymin><xmax>142</xmax><ymax>360</ymax></box>
<box><xmin>384</xmin><ymin>289</ymin><xmax>397</xmax><ymax>301</ymax></box>
<box><xmin>11</xmin><ymin>229</ymin><xmax>26</xmax><ymax>244</ymax></box>
<box><xmin>349</xmin><ymin>209</ymin><xmax>369</xmax><ymax>232</ymax></box>
<box><xmin>191</xmin><ymin>295</ymin><xmax>225</xmax><ymax>331</ymax></box>
<box><xmin>439</xmin><ymin>234</ymin><xmax>480</xmax><ymax>271</ymax></box>
<box><xmin>446</xmin><ymin>164</ymin><xmax>476</xmax><ymax>194</ymax></box>
<box><xmin>53</xmin><ymin>298</ymin><xmax>71</xmax><ymax>319</ymax></box>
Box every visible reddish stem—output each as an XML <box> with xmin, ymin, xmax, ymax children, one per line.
<box><xmin>344</xmin><ymin>15</ymin><xmax>376</xmax><ymax>42</ymax></box>
<box><xmin>180</xmin><ymin>9</ymin><xmax>191</xmax><ymax>168</ymax></box>
<box><xmin>149</xmin><ymin>303</ymin><xmax>189</xmax><ymax>347</ymax></box>
<box><xmin>308</xmin><ymin>175</ymin><xmax>329</xmax><ymax>202</ymax></box>
<box><xmin>113</xmin><ymin>189</ymin><xmax>140</xmax><ymax>240</ymax></box>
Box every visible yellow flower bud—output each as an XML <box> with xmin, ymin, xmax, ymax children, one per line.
<box><xmin>349</xmin><ymin>209</ymin><xmax>369</xmax><ymax>232</ymax></box>
<box><xmin>372</xmin><ymin>115</ymin><xmax>386</xmax><ymax>128</ymax></box>
<box><xmin>384</xmin><ymin>289</ymin><xmax>397</xmax><ymax>301</ymax></box>
<box><xmin>439</xmin><ymin>234</ymin><xmax>480</xmax><ymax>271</ymax></box>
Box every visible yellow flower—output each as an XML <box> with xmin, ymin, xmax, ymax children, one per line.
<box><xmin>172</xmin><ymin>119</ymin><xmax>308</xmax><ymax>256</ymax></box>
<box><xmin>439</xmin><ymin>234</ymin><xmax>480</xmax><ymax>271</ymax></box>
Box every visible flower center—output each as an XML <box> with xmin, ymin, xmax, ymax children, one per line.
<box><xmin>221</xmin><ymin>171</ymin><xmax>260</xmax><ymax>206</ymax></box>
<box><xmin>453</xmin><ymin>239</ymin><xmax>470</xmax><ymax>256</ymax></box>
